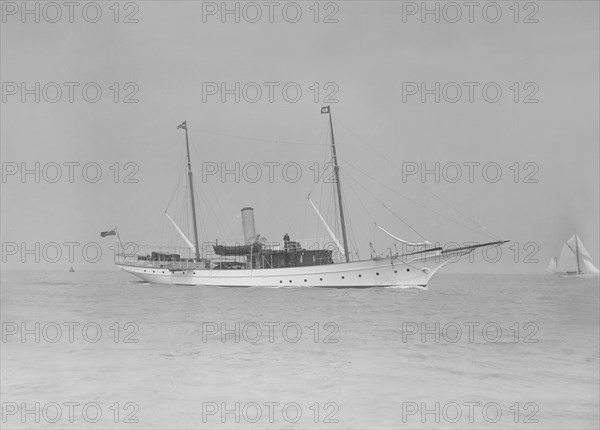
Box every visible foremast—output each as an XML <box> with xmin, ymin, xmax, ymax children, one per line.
<box><xmin>178</xmin><ymin>120</ymin><xmax>201</xmax><ymax>261</ymax></box>
<box><xmin>322</xmin><ymin>106</ymin><xmax>350</xmax><ymax>263</ymax></box>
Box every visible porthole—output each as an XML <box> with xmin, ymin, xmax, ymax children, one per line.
<box><xmin>376</xmin><ymin>272</ymin><xmax>379</xmax><ymax>276</ymax></box>
<box><xmin>289</xmin><ymin>280</ymin><xmax>292</xmax><ymax>283</ymax></box>
<box><xmin>394</xmin><ymin>270</ymin><xmax>398</xmax><ymax>274</ymax></box>
<box><xmin>358</xmin><ymin>274</ymin><xmax>362</xmax><ymax>277</ymax></box>
<box><xmin>193</xmin><ymin>272</ymin><xmax>196</xmax><ymax>275</ymax></box>
<box><xmin>144</xmin><ymin>270</ymin><xmax>146</xmax><ymax>272</ymax></box>
<box><xmin>280</xmin><ymin>280</ymin><xmax>283</xmax><ymax>284</ymax></box>
<box><xmin>342</xmin><ymin>276</ymin><xmax>345</xmax><ymax>279</ymax></box>
<box><xmin>153</xmin><ymin>270</ymin><xmax>155</xmax><ymax>273</ymax></box>
<box><xmin>304</xmin><ymin>279</ymin><xmax>307</xmax><ymax>282</ymax></box>
<box><xmin>320</xmin><ymin>278</ymin><xmax>323</xmax><ymax>281</ymax></box>
<box><xmin>406</xmin><ymin>268</ymin><xmax>410</xmax><ymax>272</ymax></box>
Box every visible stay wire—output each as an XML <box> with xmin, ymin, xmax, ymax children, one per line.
<box><xmin>333</xmin><ymin>116</ymin><xmax>500</xmax><ymax>240</ymax></box>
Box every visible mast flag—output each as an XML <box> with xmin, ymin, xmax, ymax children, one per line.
<box><xmin>321</xmin><ymin>106</ymin><xmax>330</xmax><ymax>114</ymax></box>
<box><xmin>177</xmin><ymin>121</ymin><xmax>187</xmax><ymax>130</ymax></box>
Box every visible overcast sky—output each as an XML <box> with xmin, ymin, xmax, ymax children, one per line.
<box><xmin>1</xmin><ymin>0</ymin><xmax>598</xmax><ymax>273</ymax></box>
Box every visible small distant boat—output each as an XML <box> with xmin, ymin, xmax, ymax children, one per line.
<box><xmin>548</xmin><ymin>233</ymin><xmax>599</xmax><ymax>276</ymax></box>
<box><xmin>69</xmin><ymin>266</ymin><xmax>75</xmax><ymax>272</ymax></box>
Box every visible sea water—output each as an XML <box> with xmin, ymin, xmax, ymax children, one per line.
<box><xmin>1</xmin><ymin>270</ymin><xmax>598</xmax><ymax>429</ymax></box>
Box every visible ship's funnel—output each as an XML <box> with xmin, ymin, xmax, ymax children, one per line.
<box><xmin>241</xmin><ymin>207</ymin><xmax>257</xmax><ymax>244</ymax></box>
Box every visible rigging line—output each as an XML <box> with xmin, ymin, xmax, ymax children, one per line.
<box><xmin>165</xmin><ymin>163</ymin><xmax>188</xmax><ymax>213</ymax></box>
<box><xmin>188</xmin><ymin>134</ymin><xmax>235</xmax><ymax>242</ymax></box>
<box><xmin>207</xmin><ymin>183</ymin><xmax>236</xmax><ymax>241</ymax></box>
<box><xmin>194</xmin><ymin>173</ymin><xmax>221</xmax><ymax>242</ymax></box>
<box><xmin>306</xmin><ymin>120</ymin><xmax>327</xmax><ymax>208</ymax></box>
<box><xmin>381</xmin><ymin>203</ymin><xmax>429</xmax><ymax>241</ymax></box>
<box><xmin>317</xmin><ymin>177</ymin><xmax>327</xmax><ymax>241</ymax></box>
<box><xmin>196</xmin><ymin>184</ymin><xmax>209</xmax><ymax>242</ymax></box>
<box><xmin>184</xmin><ymin>176</ymin><xmax>195</xmax><ymax>254</ymax></box>
<box><xmin>285</xmin><ymin>200</ymin><xmax>309</xmax><ymax>239</ymax></box>
<box><xmin>339</xmin><ymin>181</ymin><xmax>354</xmax><ymax>255</ymax></box>
<box><xmin>184</xmin><ymin>177</ymin><xmax>190</xmax><ymax>248</ymax></box>
<box><xmin>301</xmin><ymin>198</ymin><xmax>308</xmax><ymax>243</ymax></box>
<box><xmin>306</xmin><ymin>139</ymin><xmax>334</xmax><ymax>199</ymax></box>
<box><xmin>192</xmin><ymin>182</ymin><xmax>208</xmax><ymax>245</ymax></box>
<box><xmin>333</xmin><ymin>116</ymin><xmax>500</xmax><ymax>239</ymax></box>
<box><xmin>331</xmin><ymin>186</ymin><xmax>341</xmax><ymax>256</ymax></box>
<box><xmin>303</xmin><ymin>112</ymin><xmax>332</xmax><ymax>239</ymax></box>
<box><xmin>189</xmin><ymin>127</ymin><xmax>325</xmax><ymax>147</ymax></box>
<box><xmin>342</xmin><ymin>168</ymin><xmax>428</xmax><ymax>241</ymax></box>
<box><xmin>341</xmin><ymin>183</ymin><xmax>359</xmax><ymax>259</ymax></box>
<box><xmin>342</xmin><ymin>171</ymin><xmax>378</xmax><ymax>224</ymax></box>
<box><xmin>341</xmin><ymin>170</ymin><xmax>401</xmax><ymax>252</ymax></box>
<box><xmin>187</xmin><ymin>129</ymin><xmax>228</xmax><ymax>244</ymax></box>
<box><xmin>209</xmin><ymin>191</ymin><xmax>233</xmax><ymax>240</ymax></box>
<box><xmin>335</xmin><ymin>170</ymin><xmax>361</xmax><ymax>256</ymax></box>
<box><xmin>345</xmin><ymin>159</ymin><xmax>494</xmax><ymax>240</ymax></box>
<box><xmin>320</xmin><ymin>186</ymin><xmax>332</xmax><ymax>244</ymax></box>
<box><xmin>159</xmin><ymin>211</ymin><xmax>167</xmax><ymax>256</ymax></box>
<box><xmin>341</xmin><ymin>159</ymin><xmax>498</xmax><ymax>239</ymax></box>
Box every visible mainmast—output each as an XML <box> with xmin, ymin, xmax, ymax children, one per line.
<box><xmin>178</xmin><ymin>120</ymin><xmax>201</xmax><ymax>261</ymax></box>
<box><xmin>323</xmin><ymin>106</ymin><xmax>350</xmax><ymax>263</ymax></box>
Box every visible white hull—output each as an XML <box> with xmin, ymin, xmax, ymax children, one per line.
<box><xmin>117</xmin><ymin>257</ymin><xmax>447</xmax><ymax>288</ymax></box>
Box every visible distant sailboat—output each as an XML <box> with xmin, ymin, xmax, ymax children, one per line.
<box><xmin>69</xmin><ymin>266</ymin><xmax>75</xmax><ymax>272</ymax></box>
<box><xmin>548</xmin><ymin>233</ymin><xmax>599</xmax><ymax>276</ymax></box>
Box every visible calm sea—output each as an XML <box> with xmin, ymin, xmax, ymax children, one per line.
<box><xmin>1</xmin><ymin>270</ymin><xmax>598</xmax><ymax>429</ymax></box>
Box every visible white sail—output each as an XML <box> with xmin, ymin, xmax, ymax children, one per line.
<box><xmin>556</xmin><ymin>243</ymin><xmax>578</xmax><ymax>273</ymax></box>
<box><xmin>547</xmin><ymin>257</ymin><xmax>557</xmax><ymax>273</ymax></box>
<box><xmin>165</xmin><ymin>212</ymin><xmax>196</xmax><ymax>254</ymax></box>
<box><xmin>571</xmin><ymin>234</ymin><xmax>593</xmax><ymax>260</ymax></box>
<box><xmin>573</xmin><ymin>235</ymin><xmax>599</xmax><ymax>274</ymax></box>
<box><xmin>581</xmin><ymin>258</ymin><xmax>600</xmax><ymax>274</ymax></box>
<box><xmin>554</xmin><ymin>234</ymin><xmax>599</xmax><ymax>275</ymax></box>
<box><xmin>308</xmin><ymin>198</ymin><xmax>345</xmax><ymax>256</ymax></box>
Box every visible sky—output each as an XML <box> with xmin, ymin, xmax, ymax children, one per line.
<box><xmin>1</xmin><ymin>0</ymin><xmax>599</xmax><ymax>273</ymax></box>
